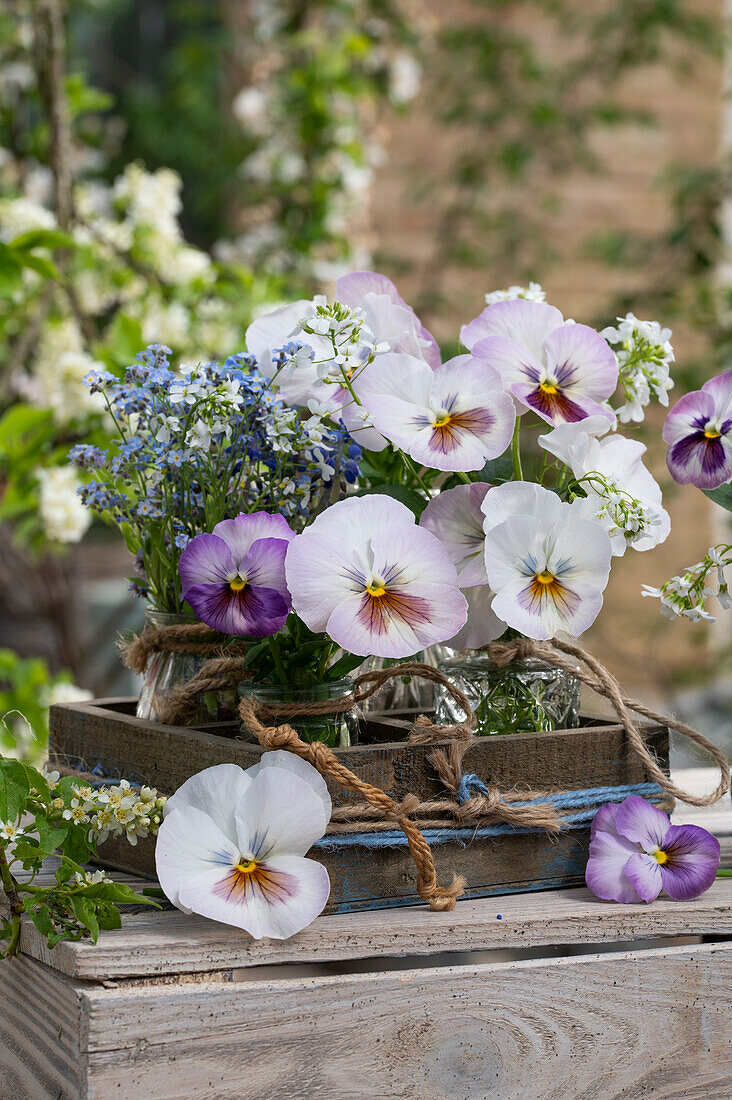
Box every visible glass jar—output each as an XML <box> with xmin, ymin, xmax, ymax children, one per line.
<box><xmin>136</xmin><ymin>610</ymin><xmax>236</xmax><ymax>725</ymax></box>
<box><xmin>358</xmin><ymin>645</ymin><xmax>453</xmax><ymax>713</ymax></box>
<box><xmin>239</xmin><ymin>677</ymin><xmax>360</xmax><ymax>747</ymax></box>
<box><xmin>434</xmin><ymin>652</ymin><xmax>581</xmax><ymax>736</ymax></box>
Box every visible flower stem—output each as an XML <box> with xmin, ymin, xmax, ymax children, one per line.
<box><xmin>511</xmin><ymin>420</ymin><xmax>523</xmax><ymax>481</ymax></box>
<box><xmin>267</xmin><ymin>635</ymin><xmax>288</xmax><ymax>685</ymax></box>
<box><xmin>0</xmin><ymin>843</ymin><xmax>23</xmax><ymax>958</ymax></box>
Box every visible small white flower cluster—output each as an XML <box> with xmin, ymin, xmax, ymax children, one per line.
<box><xmin>73</xmin><ymin>869</ymin><xmax>112</xmax><ymax>886</ymax></box>
<box><xmin>0</xmin><ymin>819</ymin><xmax>26</xmax><ymax>842</ymax></box>
<box><xmin>36</xmin><ymin>465</ymin><xmax>91</xmax><ymax>544</ymax></box>
<box><xmin>295</xmin><ymin>299</ymin><xmax>380</xmax><ymax>386</ymax></box>
<box><xmin>601</xmin><ymin>313</ymin><xmax>675</xmax><ymax>424</ymax></box>
<box><xmin>54</xmin><ymin>780</ymin><xmax>166</xmax><ymax>847</ymax></box>
<box><xmin>642</xmin><ymin>545</ymin><xmax>732</xmax><ymax>622</ymax></box>
<box><xmin>484</xmin><ymin>282</ymin><xmax>546</xmax><ymax>306</ymax></box>
<box><xmin>581</xmin><ymin>474</ymin><xmax>662</xmax><ymax>548</ymax></box>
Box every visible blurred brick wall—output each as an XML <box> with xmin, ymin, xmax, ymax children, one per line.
<box><xmin>368</xmin><ymin>0</ymin><xmax>728</xmax><ymax>697</ymax></box>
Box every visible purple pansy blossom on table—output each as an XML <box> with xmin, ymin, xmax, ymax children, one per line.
<box><xmin>585</xmin><ymin>796</ymin><xmax>720</xmax><ymax>904</ymax></box>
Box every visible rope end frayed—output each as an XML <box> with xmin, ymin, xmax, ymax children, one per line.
<box><xmin>424</xmin><ymin>874</ymin><xmax>467</xmax><ymax>912</ymax></box>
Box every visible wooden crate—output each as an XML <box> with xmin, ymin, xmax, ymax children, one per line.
<box><xmin>2</xmin><ymin>867</ymin><xmax>732</xmax><ymax>1100</ymax></box>
<box><xmin>49</xmin><ymin>698</ymin><xmax>670</xmax><ymax>913</ymax></box>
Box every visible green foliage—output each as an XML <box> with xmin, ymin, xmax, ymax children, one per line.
<box><xmin>0</xmin><ymin>756</ymin><xmax>159</xmax><ymax>958</ymax></box>
<box><xmin>704</xmin><ymin>485</ymin><xmax>732</xmax><ymax>513</ymax></box>
<box><xmin>0</xmin><ymin>649</ymin><xmax>82</xmax><ymax>760</ymax></box>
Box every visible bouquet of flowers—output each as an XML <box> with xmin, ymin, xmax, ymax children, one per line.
<box><xmin>107</xmin><ymin>271</ymin><xmax>678</xmax><ymax>738</ymax></box>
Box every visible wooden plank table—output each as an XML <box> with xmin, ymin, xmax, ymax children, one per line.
<box><xmin>2</xmin><ymin>876</ymin><xmax>732</xmax><ymax>1099</ymax></box>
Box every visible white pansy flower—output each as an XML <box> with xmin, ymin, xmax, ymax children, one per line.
<box><xmin>538</xmin><ymin>415</ymin><xmax>670</xmax><ymax>555</ymax></box>
<box><xmin>156</xmin><ymin>758</ymin><xmax>331</xmax><ymax>940</ymax></box>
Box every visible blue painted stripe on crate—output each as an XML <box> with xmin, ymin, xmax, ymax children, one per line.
<box><xmin>315</xmin><ymin>782</ymin><xmax>666</xmax><ymax>851</ymax></box>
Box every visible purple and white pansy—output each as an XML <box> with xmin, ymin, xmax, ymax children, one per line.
<box><xmin>358</xmin><ymin>352</ymin><xmax>516</xmax><ymax>472</ymax></box>
<box><xmin>461</xmin><ymin>299</ymin><xmax>618</xmax><ymax>425</ymax></box>
<box><xmin>156</xmin><ymin>757</ymin><xmax>331</xmax><ymax>939</ymax></box>
<box><xmin>663</xmin><ymin>368</ymin><xmax>732</xmax><ymax>490</ymax></box>
<box><xmin>481</xmin><ymin>482</ymin><xmax>613</xmax><ymax>640</ymax></box>
<box><xmin>285</xmin><ymin>494</ymin><xmax>468</xmax><ymax>657</ymax></box>
<box><xmin>179</xmin><ymin>512</ymin><xmax>295</xmax><ymax>636</ymax></box>
<box><xmin>585</xmin><ymin>795</ymin><xmax>720</xmax><ymax>904</ymax></box>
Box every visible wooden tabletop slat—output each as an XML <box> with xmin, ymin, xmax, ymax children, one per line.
<box><xmin>6</xmin><ymin>880</ymin><xmax>732</xmax><ymax>982</ymax></box>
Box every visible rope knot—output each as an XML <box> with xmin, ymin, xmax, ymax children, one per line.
<box><xmin>482</xmin><ymin>638</ymin><xmax>537</xmax><ymax>668</ymax></box>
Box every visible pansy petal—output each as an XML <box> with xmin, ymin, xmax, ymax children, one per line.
<box><xmin>245</xmin><ymin>751</ymin><xmax>332</xmax><ymax>821</ymax></box>
<box><xmin>624</xmin><ymin>851</ymin><xmax>663</xmax><ymax>903</ymax></box>
<box><xmin>155</xmin><ymin>806</ymin><xmax>240</xmax><ymax>912</ymax></box>
<box><xmin>213</xmin><ymin>512</ymin><xmax>295</xmax><ymax>563</ymax></box>
<box><xmin>327</xmin><ymin>582</ymin><xmax>467</xmax><ymax>658</ymax></box>
<box><xmin>481</xmin><ymin>481</ymin><xmax>564</xmax><ymax>534</ymax></box>
<box><xmin>185</xmin><ymin>581</ymin><xmax>289</xmax><ymax>637</ymax></box>
<box><xmin>180</xmin><ymin>852</ymin><xmax>330</xmax><ymax>940</ymax></box>
<box><xmin>336</xmin><ymin>271</ymin><xmax>441</xmax><ymax>368</ymax></box>
<box><xmin>490</xmin><ymin>573</ymin><xmax>604</xmax><ymax>640</ymax></box>
<box><xmin>286</xmin><ymin>496</ymin><xmax>420</xmax><ymax>632</ymax></box>
<box><xmin>179</xmin><ymin>533</ymin><xmax>235</xmax><ymax>595</ymax></box>
<box><xmin>420</xmin><ymin>483</ymin><xmax>490</xmax><ymax>586</ymax></box>
<box><xmin>659</xmin><ymin>823</ymin><xmax>720</xmax><ymax>901</ymax></box>
<box><xmin>461</xmin><ymin>299</ymin><xmax>564</xmax><ymax>359</ymax></box>
<box><xmin>614</xmin><ymin>795</ymin><xmax>670</xmax><ymax>851</ymax></box>
<box><xmin>470</xmin><ymin>334</ymin><xmax>545</xmax><ymax>395</ymax></box>
<box><xmin>585</xmin><ymin>823</ymin><xmax>643</xmax><ymax>904</ymax></box>
<box><xmin>235</xmin><ymin>768</ymin><xmax>328</xmax><ymax>861</ymax></box>
<box><xmin>446</xmin><ymin>584</ymin><xmax>506</xmax><ymax>650</ymax></box>
<box><xmin>702</xmin><ymin>367</ymin><xmax>732</xmax><ymax>417</ymax></box>
<box><xmin>543</xmin><ymin>323</ymin><xmax>618</xmax><ymax>401</ymax></box>
<box><xmin>240</xmin><ymin>538</ymin><xmax>291</xmax><ymax>605</ymax></box>
<box><xmin>163</xmin><ymin>763</ymin><xmax>253</xmax><ymax>840</ymax></box>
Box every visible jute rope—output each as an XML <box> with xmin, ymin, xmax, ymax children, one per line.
<box><xmin>118</xmin><ymin>623</ymin><xmax>253</xmax><ymax>723</ymax></box>
<box><xmin>481</xmin><ymin>638</ymin><xmax>730</xmax><ymax>808</ymax></box>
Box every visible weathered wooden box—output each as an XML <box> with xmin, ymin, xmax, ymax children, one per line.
<box><xmin>49</xmin><ymin>698</ymin><xmax>670</xmax><ymax>914</ymax></box>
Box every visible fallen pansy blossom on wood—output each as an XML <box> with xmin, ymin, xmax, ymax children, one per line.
<box><xmin>585</xmin><ymin>795</ymin><xmax>720</xmax><ymax>904</ymax></box>
<box><xmin>155</xmin><ymin>755</ymin><xmax>332</xmax><ymax>939</ymax></box>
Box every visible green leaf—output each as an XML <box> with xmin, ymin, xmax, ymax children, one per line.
<box><xmin>105</xmin><ymin>314</ymin><xmax>143</xmax><ymax>365</ymax></box>
<box><xmin>0</xmin><ymin>405</ymin><xmax>53</xmax><ymax>447</ymax></box>
<box><xmin>27</xmin><ymin>904</ymin><xmax>54</xmax><ymax>938</ymax></box>
<box><xmin>82</xmin><ymin>881</ymin><xmax>157</xmax><ymax>906</ymax></box>
<box><xmin>474</xmin><ymin>452</ymin><xmax>514</xmax><ymax>484</ymax></box>
<box><xmin>0</xmin><ymin>244</ymin><xmax>23</xmax><ymax>295</ymax></box>
<box><xmin>9</xmin><ymin>229</ymin><xmax>74</xmax><ymax>251</ymax></box>
<box><xmin>0</xmin><ymin>757</ymin><xmax>30</xmax><ymax>821</ymax></box>
<box><xmin>19</xmin><ymin>253</ymin><xmax>60</xmax><ymax>280</ymax></box>
<box><xmin>71</xmin><ymin>895</ymin><xmax>100</xmax><ymax>942</ymax></box>
<box><xmin>704</xmin><ymin>484</ymin><xmax>732</xmax><ymax>512</ymax></box>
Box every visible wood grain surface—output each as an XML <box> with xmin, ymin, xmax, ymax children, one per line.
<box><xmin>10</xmin><ymin>941</ymin><xmax>727</xmax><ymax>1100</ymax></box>
<box><xmin>4</xmin><ymin>881</ymin><xmax>732</xmax><ymax>981</ymax></box>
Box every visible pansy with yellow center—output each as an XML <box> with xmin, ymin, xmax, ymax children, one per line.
<box><xmin>156</xmin><ymin>756</ymin><xmax>331</xmax><ymax>940</ymax></box>
<box><xmin>285</xmin><ymin>495</ymin><xmax>468</xmax><ymax>657</ymax></box>
<box><xmin>481</xmin><ymin>482</ymin><xmax>612</xmax><ymax>640</ymax></box>
<box><xmin>357</xmin><ymin>352</ymin><xmax>516</xmax><ymax>472</ymax></box>
<box><xmin>179</xmin><ymin>511</ymin><xmax>295</xmax><ymax>636</ymax></box>
<box><xmin>461</xmin><ymin>298</ymin><xmax>618</xmax><ymax>425</ymax></box>
<box><xmin>586</xmin><ymin>795</ymin><xmax>720</xmax><ymax>904</ymax></box>
<box><xmin>663</xmin><ymin>368</ymin><xmax>732</xmax><ymax>490</ymax></box>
